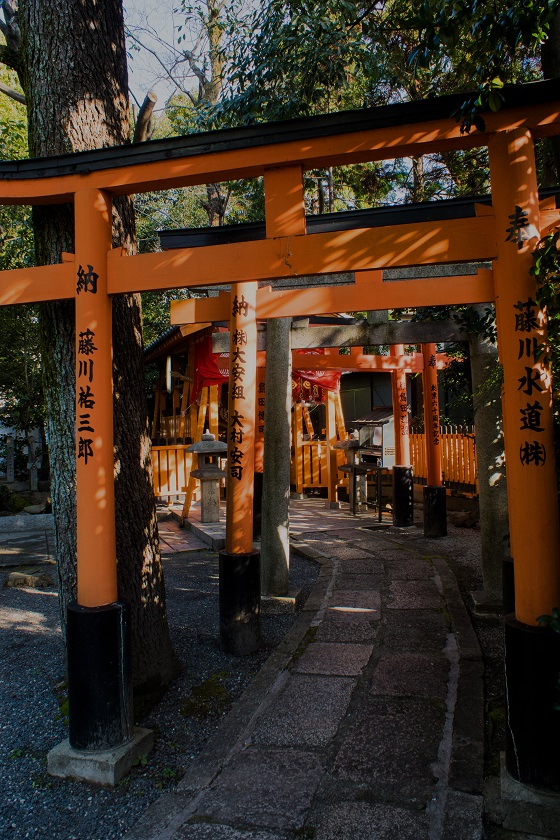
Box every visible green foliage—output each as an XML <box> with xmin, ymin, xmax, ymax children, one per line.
<box><xmin>0</xmin><ymin>484</ymin><xmax>28</xmax><ymax>512</ymax></box>
<box><xmin>538</xmin><ymin>606</ymin><xmax>560</xmax><ymax>635</ymax></box>
<box><xmin>409</xmin><ymin>0</ymin><xmax>556</xmax><ymax>131</ymax></box>
<box><xmin>0</xmin><ymin>307</ymin><xmax>44</xmax><ymax>432</ymax></box>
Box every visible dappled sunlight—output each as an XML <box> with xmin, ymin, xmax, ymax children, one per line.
<box><xmin>0</xmin><ymin>604</ymin><xmax>61</xmax><ymax>635</ymax></box>
<box><xmin>328</xmin><ymin>605</ymin><xmax>378</xmax><ymax>615</ymax></box>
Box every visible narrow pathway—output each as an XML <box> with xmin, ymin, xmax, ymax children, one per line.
<box><xmin>127</xmin><ymin>521</ymin><xmax>484</xmax><ymax>840</ymax></box>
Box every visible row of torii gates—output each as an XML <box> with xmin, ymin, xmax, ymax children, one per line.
<box><xmin>147</xmin><ymin>321</ymin><xmax>452</xmax><ymax>518</ymax></box>
<box><xmin>1</xmin><ymin>78</ymin><xmax>560</xmax><ymax>788</ymax></box>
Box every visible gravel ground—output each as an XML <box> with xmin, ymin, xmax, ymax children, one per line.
<box><xmin>0</xmin><ymin>547</ymin><xmax>319</xmax><ymax>840</ymax></box>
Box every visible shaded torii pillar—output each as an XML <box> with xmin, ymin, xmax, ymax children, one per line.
<box><xmin>391</xmin><ymin>344</ymin><xmax>414</xmax><ymax>527</ymax></box>
<box><xmin>489</xmin><ymin>127</ymin><xmax>560</xmax><ymax>790</ymax></box>
<box><xmin>421</xmin><ymin>343</ymin><xmax>447</xmax><ymax>537</ymax></box>
<box><xmin>220</xmin><ymin>281</ymin><xmax>262</xmax><ymax>655</ymax></box>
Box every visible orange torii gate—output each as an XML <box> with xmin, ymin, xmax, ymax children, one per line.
<box><xmin>1</xmin><ymin>79</ymin><xmax>560</xmax><ymax>788</ymax></box>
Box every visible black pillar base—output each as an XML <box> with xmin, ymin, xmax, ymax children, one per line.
<box><xmin>505</xmin><ymin>613</ymin><xmax>560</xmax><ymax>792</ymax></box>
<box><xmin>219</xmin><ymin>550</ymin><xmax>262</xmax><ymax>655</ymax></box>
<box><xmin>503</xmin><ymin>556</ymin><xmax>515</xmax><ymax>615</ymax></box>
<box><xmin>423</xmin><ymin>485</ymin><xmax>447</xmax><ymax>537</ymax></box>
<box><xmin>67</xmin><ymin>601</ymin><xmax>133</xmax><ymax>752</ymax></box>
<box><xmin>253</xmin><ymin>471</ymin><xmax>263</xmax><ymax>540</ymax></box>
<box><xmin>392</xmin><ymin>465</ymin><xmax>414</xmax><ymax>527</ymax></box>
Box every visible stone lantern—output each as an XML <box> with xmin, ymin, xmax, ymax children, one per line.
<box><xmin>334</xmin><ymin>437</ymin><xmax>370</xmax><ymax>515</ymax></box>
<box><xmin>187</xmin><ymin>431</ymin><xmax>227</xmax><ymax>523</ymax></box>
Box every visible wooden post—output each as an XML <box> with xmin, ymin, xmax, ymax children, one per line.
<box><xmin>220</xmin><ymin>280</ymin><xmax>261</xmax><ymax>654</ymax></box>
<box><xmin>421</xmin><ymin>343</ymin><xmax>443</xmax><ymax>487</ymax></box>
<box><xmin>64</xmin><ymin>188</ymin><xmax>134</xmax><ymax>756</ymax></box>
<box><xmin>293</xmin><ymin>402</ymin><xmax>304</xmax><ymax>496</ymax></box>
<box><xmin>255</xmin><ymin>365</ymin><xmax>266</xmax><ymax>472</ymax></box>
<box><xmin>225</xmin><ymin>282</ymin><xmax>258</xmax><ymax>554</ymax></box>
<box><xmin>74</xmin><ymin>188</ymin><xmax>117</xmax><ymax>608</ymax></box>
<box><xmin>391</xmin><ymin>344</ymin><xmax>411</xmax><ymax>466</ymax></box>
<box><xmin>391</xmin><ymin>344</ymin><xmax>413</xmax><ymax>526</ymax></box>
<box><xmin>325</xmin><ymin>389</ymin><xmax>340</xmax><ymax>508</ymax></box>
<box><xmin>490</xmin><ymin>127</ymin><xmax>560</xmax><ymax>791</ymax></box>
<box><xmin>489</xmin><ymin>128</ymin><xmax>560</xmax><ymax>624</ymax></box>
<box><xmin>421</xmin><ymin>342</ymin><xmax>446</xmax><ymax>537</ymax></box>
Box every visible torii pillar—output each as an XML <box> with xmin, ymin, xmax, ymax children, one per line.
<box><xmin>391</xmin><ymin>344</ymin><xmax>414</xmax><ymax>526</ymax></box>
<box><xmin>421</xmin><ymin>343</ymin><xmax>447</xmax><ymax>537</ymax></box>
<box><xmin>48</xmin><ymin>188</ymin><xmax>152</xmax><ymax>785</ymax></box>
<box><xmin>489</xmin><ymin>128</ymin><xmax>560</xmax><ymax>790</ymax></box>
<box><xmin>220</xmin><ymin>280</ymin><xmax>262</xmax><ymax>655</ymax></box>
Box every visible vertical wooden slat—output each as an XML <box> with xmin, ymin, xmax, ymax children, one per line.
<box><xmin>294</xmin><ymin>403</ymin><xmax>304</xmax><ymax>494</ymax></box>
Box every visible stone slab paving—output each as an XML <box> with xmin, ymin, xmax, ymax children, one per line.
<box><xmin>314</xmin><ymin>802</ymin><xmax>430</xmax><ymax>840</ymax></box>
<box><xmin>127</xmin><ymin>501</ymin><xmax>485</xmax><ymax>840</ymax></box>
<box><xmin>194</xmin><ymin>748</ymin><xmax>324</xmax><ymax>832</ymax></box>
<box><xmin>251</xmin><ymin>674</ymin><xmax>355</xmax><ymax>748</ymax></box>
<box><xmin>293</xmin><ymin>641</ymin><xmax>374</xmax><ymax>677</ymax></box>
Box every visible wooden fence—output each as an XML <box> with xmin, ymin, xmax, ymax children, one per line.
<box><xmin>152</xmin><ymin>426</ymin><xmax>479</xmax><ymax>503</ymax></box>
<box><xmin>410</xmin><ymin>425</ymin><xmax>478</xmax><ymax>495</ymax></box>
<box><xmin>151</xmin><ymin>444</ymin><xmax>198</xmax><ymax>501</ymax></box>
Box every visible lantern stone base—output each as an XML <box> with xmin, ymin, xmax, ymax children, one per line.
<box><xmin>47</xmin><ymin>727</ymin><xmax>154</xmax><ymax>786</ymax></box>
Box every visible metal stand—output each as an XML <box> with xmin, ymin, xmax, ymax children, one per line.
<box><xmin>392</xmin><ymin>465</ymin><xmax>414</xmax><ymax>527</ymax></box>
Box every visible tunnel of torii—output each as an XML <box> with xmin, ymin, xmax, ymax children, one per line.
<box><xmin>1</xmin><ymin>77</ymin><xmax>560</xmax><ymax>788</ymax></box>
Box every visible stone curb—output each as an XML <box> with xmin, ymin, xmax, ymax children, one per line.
<box><xmin>431</xmin><ymin>555</ymin><xmax>485</xmax><ymax>810</ymax></box>
<box><xmin>124</xmin><ymin>546</ymin><xmax>334</xmax><ymax>840</ymax></box>
<box><xmin>0</xmin><ymin>513</ymin><xmax>54</xmax><ymax>532</ymax></box>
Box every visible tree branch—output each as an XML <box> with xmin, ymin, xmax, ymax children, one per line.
<box><xmin>0</xmin><ymin>0</ymin><xmax>20</xmax><ymax>52</ymax></box>
<box><xmin>0</xmin><ymin>42</ymin><xmax>22</xmax><ymax>73</ymax></box>
<box><xmin>133</xmin><ymin>90</ymin><xmax>157</xmax><ymax>143</ymax></box>
<box><xmin>0</xmin><ymin>79</ymin><xmax>25</xmax><ymax>104</ymax></box>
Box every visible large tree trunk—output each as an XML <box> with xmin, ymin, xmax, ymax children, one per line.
<box><xmin>17</xmin><ymin>0</ymin><xmax>179</xmax><ymax>694</ymax></box>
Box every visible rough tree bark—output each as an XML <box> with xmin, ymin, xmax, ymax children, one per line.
<box><xmin>469</xmin><ymin>306</ymin><xmax>510</xmax><ymax>604</ymax></box>
<box><xmin>9</xmin><ymin>0</ymin><xmax>179</xmax><ymax>694</ymax></box>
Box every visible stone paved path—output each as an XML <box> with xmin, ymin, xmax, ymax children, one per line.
<box><xmin>126</xmin><ymin>517</ymin><xmax>485</xmax><ymax>840</ymax></box>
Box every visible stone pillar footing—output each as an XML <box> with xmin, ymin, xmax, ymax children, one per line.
<box><xmin>219</xmin><ymin>549</ymin><xmax>262</xmax><ymax>655</ymax></box>
<box><xmin>423</xmin><ymin>485</ymin><xmax>447</xmax><ymax>537</ymax></box>
<box><xmin>505</xmin><ymin>613</ymin><xmax>560</xmax><ymax>792</ymax></box>
<box><xmin>392</xmin><ymin>466</ymin><xmax>414</xmax><ymax>527</ymax></box>
<box><xmin>47</xmin><ymin>727</ymin><xmax>154</xmax><ymax>786</ymax></box>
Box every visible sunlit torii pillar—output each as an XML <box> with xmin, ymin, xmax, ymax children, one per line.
<box><xmin>220</xmin><ymin>280</ymin><xmax>262</xmax><ymax>655</ymax></box>
<box><xmin>48</xmin><ymin>188</ymin><xmax>152</xmax><ymax>784</ymax></box>
<box><xmin>391</xmin><ymin>343</ymin><xmax>414</xmax><ymax>526</ymax></box>
<box><xmin>421</xmin><ymin>342</ymin><xmax>447</xmax><ymax>537</ymax></box>
<box><xmin>489</xmin><ymin>127</ymin><xmax>560</xmax><ymax>790</ymax></box>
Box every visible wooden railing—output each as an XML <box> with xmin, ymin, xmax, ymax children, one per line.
<box><xmin>151</xmin><ymin>444</ymin><xmax>198</xmax><ymax>501</ymax></box>
<box><xmin>289</xmin><ymin>438</ymin><xmax>348</xmax><ymax>492</ymax></box>
<box><xmin>410</xmin><ymin>425</ymin><xmax>478</xmax><ymax>495</ymax></box>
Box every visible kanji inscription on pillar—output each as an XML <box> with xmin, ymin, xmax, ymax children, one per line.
<box><xmin>225</xmin><ymin>283</ymin><xmax>258</xmax><ymax>554</ymax></box>
<box><xmin>512</xmin><ymin>296</ymin><xmax>549</xmax><ymax>468</ymax></box>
